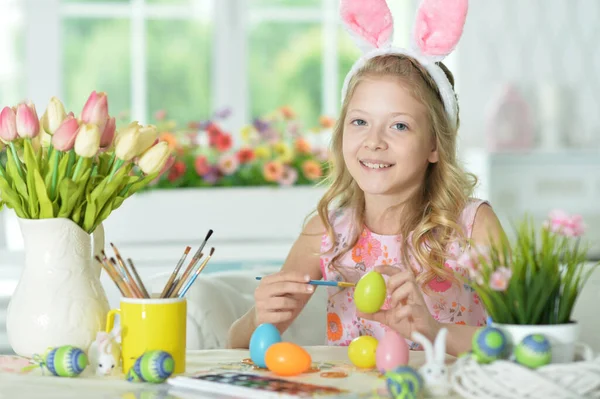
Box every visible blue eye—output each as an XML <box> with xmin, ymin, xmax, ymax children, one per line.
<box><xmin>393</xmin><ymin>123</ymin><xmax>408</xmax><ymax>131</ymax></box>
<box><xmin>351</xmin><ymin>119</ymin><xmax>367</xmax><ymax>126</ymax></box>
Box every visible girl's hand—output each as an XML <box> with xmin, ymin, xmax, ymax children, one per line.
<box><xmin>357</xmin><ymin>265</ymin><xmax>441</xmax><ymax>342</ymax></box>
<box><xmin>253</xmin><ymin>271</ymin><xmax>315</xmax><ymax>330</ymax></box>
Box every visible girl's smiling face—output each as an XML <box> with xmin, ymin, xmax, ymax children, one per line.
<box><xmin>342</xmin><ymin>75</ymin><xmax>439</xmax><ymax>201</ymax></box>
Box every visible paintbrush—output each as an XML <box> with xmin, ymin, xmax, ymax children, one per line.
<box><xmin>95</xmin><ymin>256</ymin><xmax>127</xmax><ymax>297</ymax></box>
<box><xmin>160</xmin><ymin>246</ymin><xmax>191</xmax><ymax>298</ymax></box>
<box><xmin>109</xmin><ymin>256</ymin><xmax>141</xmax><ymax>298</ymax></box>
<box><xmin>97</xmin><ymin>256</ymin><xmax>134</xmax><ymax>297</ymax></box>
<box><xmin>254</xmin><ymin>276</ymin><xmax>355</xmax><ymax>288</ymax></box>
<box><xmin>169</xmin><ymin>252</ymin><xmax>203</xmax><ymax>298</ymax></box>
<box><xmin>127</xmin><ymin>258</ymin><xmax>150</xmax><ymax>298</ymax></box>
<box><xmin>178</xmin><ymin>248</ymin><xmax>215</xmax><ymax>298</ymax></box>
<box><xmin>164</xmin><ymin>229</ymin><xmax>213</xmax><ymax>297</ymax></box>
<box><xmin>110</xmin><ymin>243</ymin><xmax>145</xmax><ymax>298</ymax></box>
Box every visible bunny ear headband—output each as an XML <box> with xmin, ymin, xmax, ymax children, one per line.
<box><xmin>340</xmin><ymin>0</ymin><xmax>469</xmax><ymax>129</ymax></box>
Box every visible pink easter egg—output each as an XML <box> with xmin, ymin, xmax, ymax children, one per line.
<box><xmin>376</xmin><ymin>330</ymin><xmax>409</xmax><ymax>372</ymax></box>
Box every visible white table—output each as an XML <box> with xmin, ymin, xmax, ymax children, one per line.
<box><xmin>0</xmin><ymin>346</ymin><xmax>461</xmax><ymax>398</ymax></box>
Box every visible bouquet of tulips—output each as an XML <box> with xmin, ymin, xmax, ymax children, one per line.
<box><xmin>0</xmin><ymin>91</ymin><xmax>170</xmax><ymax>233</ymax></box>
<box><xmin>459</xmin><ymin>210</ymin><xmax>599</xmax><ymax>325</ymax></box>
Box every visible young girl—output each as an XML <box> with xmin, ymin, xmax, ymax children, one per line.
<box><xmin>228</xmin><ymin>0</ymin><xmax>504</xmax><ymax>356</ymax></box>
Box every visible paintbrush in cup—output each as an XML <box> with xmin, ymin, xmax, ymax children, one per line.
<box><xmin>127</xmin><ymin>258</ymin><xmax>150</xmax><ymax>298</ymax></box>
<box><xmin>169</xmin><ymin>252</ymin><xmax>204</xmax><ymax>298</ymax></box>
<box><xmin>96</xmin><ymin>256</ymin><xmax>131</xmax><ymax>297</ymax></box>
<box><xmin>164</xmin><ymin>229</ymin><xmax>214</xmax><ymax>297</ymax></box>
<box><xmin>178</xmin><ymin>247</ymin><xmax>215</xmax><ymax>298</ymax></box>
<box><xmin>110</xmin><ymin>243</ymin><xmax>145</xmax><ymax>298</ymax></box>
<box><xmin>160</xmin><ymin>246</ymin><xmax>191</xmax><ymax>298</ymax></box>
<box><xmin>109</xmin><ymin>256</ymin><xmax>141</xmax><ymax>298</ymax></box>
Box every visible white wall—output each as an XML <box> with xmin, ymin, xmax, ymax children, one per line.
<box><xmin>458</xmin><ymin>0</ymin><xmax>600</xmax><ymax>151</ymax></box>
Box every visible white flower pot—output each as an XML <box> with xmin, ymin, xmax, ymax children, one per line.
<box><xmin>491</xmin><ymin>321</ymin><xmax>592</xmax><ymax>363</ymax></box>
<box><xmin>6</xmin><ymin>218</ymin><xmax>110</xmax><ymax>358</ymax></box>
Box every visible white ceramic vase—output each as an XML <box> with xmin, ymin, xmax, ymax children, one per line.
<box><xmin>492</xmin><ymin>321</ymin><xmax>593</xmax><ymax>364</ymax></box>
<box><xmin>6</xmin><ymin>217</ymin><xmax>110</xmax><ymax>358</ymax></box>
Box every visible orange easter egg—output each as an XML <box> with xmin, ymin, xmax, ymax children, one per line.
<box><xmin>265</xmin><ymin>342</ymin><xmax>312</xmax><ymax>377</ymax></box>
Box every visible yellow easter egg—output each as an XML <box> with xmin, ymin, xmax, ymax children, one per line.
<box><xmin>354</xmin><ymin>271</ymin><xmax>386</xmax><ymax>313</ymax></box>
<box><xmin>348</xmin><ymin>336</ymin><xmax>378</xmax><ymax>369</ymax></box>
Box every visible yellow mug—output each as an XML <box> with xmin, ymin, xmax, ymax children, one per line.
<box><xmin>106</xmin><ymin>297</ymin><xmax>187</xmax><ymax>375</ymax></box>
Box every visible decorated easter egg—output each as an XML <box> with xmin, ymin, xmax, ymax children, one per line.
<box><xmin>354</xmin><ymin>271</ymin><xmax>386</xmax><ymax>314</ymax></box>
<box><xmin>385</xmin><ymin>366</ymin><xmax>423</xmax><ymax>399</ymax></box>
<box><xmin>265</xmin><ymin>342</ymin><xmax>312</xmax><ymax>376</ymax></box>
<box><xmin>515</xmin><ymin>334</ymin><xmax>551</xmax><ymax>369</ymax></box>
<box><xmin>250</xmin><ymin>323</ymin><xmax>282</xmax><ymax>368</ymax></box>
<box><xmin>125</xmin><ymin>367</ymin><xmax>143</xmax><ymax>382</ymax></box>
<box><xmin>45</xmin><ymin>345</ymin><xmax>88</xmax><ymax>377</ymax></box>
<box><xmin>376</xmin><ymin>330</ymin><xmax>409</xmax><ymax>372</ymax></box>
<box><xmin>133</xmin><ymin>350</ymin><xmax>175</xmax><ymax>383</ymax></box>
<box><xmin>348</xmin><ymin>335</ymin><xmax>378</xmax><ymax>369</ymax></box>
<box><xmin>471</xmin><ymin>326</ymin><xmax>508</xmax><ymax>364</ymax></box>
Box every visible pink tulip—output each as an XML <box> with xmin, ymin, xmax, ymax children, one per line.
<box><xmin>15</xmin><ymin>102</ymin><xmax>40</xmax><ymax>138</ymax></box>
<box><xmin>544</xmin><ymin>209</ymin><xmax>586</xmax><ymax>237</ymax></box>
<box><xmin>81</xmin><ymin>91</ymin><xmax>109</xmax><ymax>133</ymax></box>
<box><xmin>0</xmin><ymin>106</ymin><xmax>18</xmax><ymax>141</ymax></box>
<box><xmin>52</xmin><ymin>116</ymin><xmax>80</xmax><ymax>151</ymax></box>
<box><xmin>100</xmin><ymin>116</ymin><xmax>116</xmax><ymax>148</ymax></box>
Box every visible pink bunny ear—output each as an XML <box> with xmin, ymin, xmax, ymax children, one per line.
<box><xmin>95</xmin><ymin>331</ymin><xmax>109</xmax><ymax>343</ymax></box>
<box><xmin>340</xmin><ymin>0</ymin><xmax>394</xmax><ymax>53</ymax></box>
<box><xmin>412</xmin><ymin>0</ymin><xmax>468</xmax><ymax>58</ymax></box>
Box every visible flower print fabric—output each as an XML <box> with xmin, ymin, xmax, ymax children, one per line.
<box><xmin>320</xmin><ymin>199</ymin><xmax>489</xmax><ymax>348</ymax></box>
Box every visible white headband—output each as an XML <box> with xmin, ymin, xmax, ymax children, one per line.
<box><xmin>340</xmin><ymin>0</ymin><xmax>469</xmax><ymax>130</ymax></box>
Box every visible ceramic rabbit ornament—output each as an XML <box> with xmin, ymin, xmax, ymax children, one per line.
<box><xmin>412</xmin><ymin>328</ymin><xmax>451</xmax><ymax>396</ymax></box>
<box><xmin>339</xmin><ymin>0</ymin><xmax>469</xmax><ymax>130</ymax></box>
<box><xmin>88</xmin><ymin>327</ymin><xmax>121</xmax><ymax>376</ymax></box>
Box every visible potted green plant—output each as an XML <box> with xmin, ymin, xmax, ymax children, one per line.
<box><xmin>459</xmin><ymin>210</ymin><xmax>599</xmax><ymax>363</ymax></box>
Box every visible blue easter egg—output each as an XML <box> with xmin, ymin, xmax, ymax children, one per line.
<box><xmin>133</xmin><ymin>350</ymin><xmax>174</xmax><ymax>383</ymax></box>
<box><xmin>515</xmin><ymin>334</ymin><xmax>551</xmax><ymax>369</ymax></box>
<box><xmin>385</xmin><ymin>366</ymin><xmax>422</xmax><ymax>399</ymax></box>
<box><xmin>472</xmin><ymin>326</ymin><xmax>508</xmax><ymax>364</ymax></box>
<box><xmin>45</xmin><ymin>345</ymin><xmax>88</xmax><ymax>377</ymax></box>
<box><xmin>249</xmin><ymin>323</ymin><xmax>282</xmax><ymax>368</ymax></box>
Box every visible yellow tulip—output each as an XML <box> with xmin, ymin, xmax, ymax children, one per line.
<box><xmin>137</xmin><ymin>141</ymin><xmax>170</xmax><ymax>175</ymax></box>
<box><xmin>41</xmin><ymin>96</ymin><xmax>67</xmax><ymax>135</ymax></box>
<box><xmin>115</xmin><ymin>122</ymin><xmax>158</xmax><ymax>161</ymax></box>
<box><xmin>74</xmin><ymin>123</ymin><xmax>101</xmax><ymax>158</ymax></box>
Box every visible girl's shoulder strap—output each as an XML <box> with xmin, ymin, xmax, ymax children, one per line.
<box><xmin>459</xmin><ymin>198</ymin><xmax>490</xmax><ymax>239</ymax></box>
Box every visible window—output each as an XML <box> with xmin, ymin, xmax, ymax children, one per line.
<box><xmin>27</xmin><ymin>0</ymin><xmax>402</xmax><ymax>132</ymax></box>
<box><xmin>61</xmin><ymin>0</ymin><xmax>213</xmax><ymax>127</ymax></box>
<box><xmin>0</xmin><ymin>0</ymin><xmax>25</xmax><ymax>107</ymax></box>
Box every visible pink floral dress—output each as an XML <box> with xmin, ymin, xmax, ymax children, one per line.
<box><xmin>320</xmin><ymin>200</ymin><xmax>488</xmax><ymax>348</ymax></box>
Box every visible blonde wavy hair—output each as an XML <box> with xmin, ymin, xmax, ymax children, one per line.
<box><xmin>316</xmin><ymin>54</ymin><xmax>477</xmax><ymax>292</ymax></box>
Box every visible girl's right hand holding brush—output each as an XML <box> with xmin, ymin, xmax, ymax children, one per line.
<box><xmin>253</xmin><ymin>271</ymin><xmax>315</xmax><ymax>327</ymax></box>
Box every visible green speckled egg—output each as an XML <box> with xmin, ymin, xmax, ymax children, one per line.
<box><xmin>45</xmin><ymin>346</ymin><xmax>88</xmax><ymax>377</ymax></box>
<box><xmin>133</xmin><ymin>351</ymin><xmax>174</xmax><ymax>383</ymax></box>
<box><xmin>471</xmin><ymin>327</ymin><xmax>508</xmax><ymax>364</ymax></box>
<box><xmin>515</xmin><ymin>334</ymin><xmax>551</xmax><ymax>369</ymax></box>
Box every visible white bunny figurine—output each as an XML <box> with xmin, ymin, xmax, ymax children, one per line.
<box><xmin>88</xmin><ymin>327</ymin><xmax>121</xmax><ymax>376</ymax></box>
<box><xmin>411</xmin><ymin>328</ymin><xmax>451</xmax><ymax>397</ymax></box>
